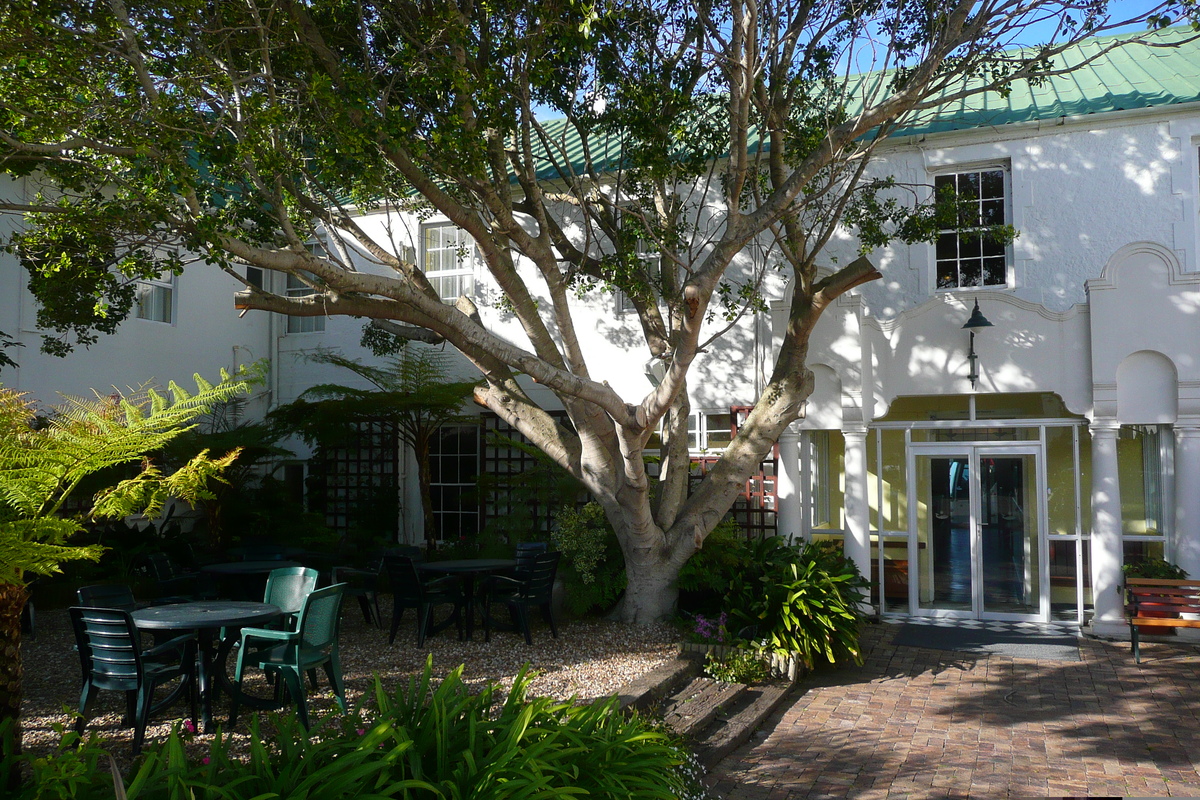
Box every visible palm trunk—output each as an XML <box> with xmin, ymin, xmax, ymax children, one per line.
<box><xmin>0</xmin><ymin>582</ymin><xmax>28</xmax><ymax>791</ymax></box>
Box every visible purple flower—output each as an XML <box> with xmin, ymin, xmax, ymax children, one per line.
<box><xmin>357</xmin><ymin>728</ymin><xmax>366</xmax><ymax>736</ymax></box>
<box><xmin>182</xmin><ymin>720</ymin><xmax>196</xmax><ymax>734</ymax></box>
<box><xmin>202</xmin><ymin>757</ymin><xmax>210</xmax><ymax>765</ymax></box>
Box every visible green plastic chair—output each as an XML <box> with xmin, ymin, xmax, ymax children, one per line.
<box><xmin>263</xmin><ymin>566</ymin><xmax>320</xmax><ymax>625</ymax></box>
<box><xmin>483</xmin><ymin>550</ymin><xmax>560</xmax><ymax>645</ymax></box>
<box><xmin>231</xmin><ymin>583</ymin><xmax>347</xmax><ymax>729</ymax></box>
<box><xmin>69</xmin><ymin>606</ymin><xmax>197</xmax><ymax>755</ymax></box>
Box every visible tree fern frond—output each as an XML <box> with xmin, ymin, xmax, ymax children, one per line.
<box><xmin>0</xmin><ymin>370</ymin><xmax>250</xmax><ymax>587</ymax></box>
<box><xmin>0</xmin><ymin>522</ymin><xmax>101</xmax><ymax>583</ymax></box>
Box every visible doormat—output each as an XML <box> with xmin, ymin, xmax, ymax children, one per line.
<box><xmin>891</xmin><ymin>623</ymin><xmax>1081</xmax><ymax>661</ymax></box>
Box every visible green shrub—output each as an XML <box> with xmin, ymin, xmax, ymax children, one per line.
<box><xmin>1123</xmin><ymin>556</ymin><xmax>1188</xmax><ymax>580</ymax></box>
<box><xmin>6</xmin><ymin>661</ymin><xmax>707</xmax><ymax>799</ymax></box>
<box><xmin>704</xmin><ymin>646</ymin><xmax>772</xmax><ymax>685</ymax></box>
<box><xmin>552</xmin><ymin>502</ymin><xmax>626</xmax><ymax>616</ymax></box>
<box><xmin>747</xmin><ymin>541</ymin><xmax>869</xmax><ymax>669</ymax></box>
<box><xmin>676</xmin><ymin>518</ymin><xmax>751</xmax><ymax>615</ymax></box>
<box><xmin>682</xmin><ymin>534</ymin><xmax>869</xmax><ymax>671</ymax></box>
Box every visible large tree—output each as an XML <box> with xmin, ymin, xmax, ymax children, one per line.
<box><xmin>1</xmin><ymin>1</ymin><xmax>1195</xmax><ymax>621</ymax></box>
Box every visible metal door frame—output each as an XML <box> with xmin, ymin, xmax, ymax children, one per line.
<box><xmin>908</xmin><ymin>441</ymin><xmax>1048</xmax><ymax>621</ymax></box>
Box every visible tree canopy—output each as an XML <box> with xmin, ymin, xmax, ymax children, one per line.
<box><xmin>1</xmin><ymin>0</ymin><xmax>1196</xmax><ymax>620</ymax></box>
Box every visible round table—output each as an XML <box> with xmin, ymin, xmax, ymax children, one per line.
<box><xmin>420</xmin><ymin>559</ymin><xmax>517</xmax><ymax>640</ymax></box>
<box><xmin>133</xmin><ymin>601</ymin><xmax>281</xmax><ymax>732</ymax></box>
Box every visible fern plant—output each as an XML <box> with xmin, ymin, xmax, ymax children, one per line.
<box><xmin>0</xmin><ymin>370</ymin><xmax>248</xmax><ymax>770</ymax></box>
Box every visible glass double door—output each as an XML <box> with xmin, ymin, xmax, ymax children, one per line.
<box><xmin>913</xmin><ymin>445</ymin><xmax>1043</xmax><ymax>620</ymax></box>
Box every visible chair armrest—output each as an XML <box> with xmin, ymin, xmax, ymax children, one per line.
<box><xmin>239</xmin><ymin>627</ymin><xmax>295</xmax><ymax>646</ymax></box>
<box><xmin>143</xmin><ymin>633</ymin><xmax>195</xmax><ymax>660</ymax></box>
<box><xmin>485</xmin><ymin>574</ymin><xmax>524</xmax><ymax>592</ymax></box>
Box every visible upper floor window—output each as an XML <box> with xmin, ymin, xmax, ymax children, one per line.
<box><xmin>286</xmin><ymin>272</ymin><xmax>325</xmax><ymax>334</ymax></box>
<box><xmin>935</xmin><ymin>168</ymin><xmax>1008</xmax><ymax>290</ymax></box>
<box><xmin>423</xmin><ymin>223</ymin><xmax>477</xmax><ymax>302</ymax></box>
<box><xmin>136</xmin><ymin>274</ymin><xmax>174</xmax><ymax>323</ymax></box>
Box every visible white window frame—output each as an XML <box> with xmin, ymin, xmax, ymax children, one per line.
<box><xmin>933</xmin><ymin>164</ymin><xmax>1012</xmax><ymax>291</ymax></box>
<box><xmin>286</xmin><ymin>271</ymin><xmax>326</xmax><ymax>334</ymax></box>
<box><xmin>135</xmin><ymin>274</ymin><xmax>175</xmax><ymax>324</ymax></box>
<box><xmin>612</xmin><ymin>204</ymin><xmax>664</xmax><ymax>315</ymax></box>
<box><xmin>687</xmin><ymin>410</ymin><xmax>734</xmax><ymax>454</ymax></box>
<box><xmin>422</xmin><ymin>222</ymin><xmax>478</xmax><ymax>302</ymax></box>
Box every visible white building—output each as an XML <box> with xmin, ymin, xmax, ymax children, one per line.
<box><xmin>4</xmin><ymin>28</ymin><xmax>1200</xmax><ymax>633</ymax></box>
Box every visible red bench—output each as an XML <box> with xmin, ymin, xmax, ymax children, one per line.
<box><xmin>1124</xmin><ymin>578</ymin><xmax>1200</xmax><ymax>663</ymax></box>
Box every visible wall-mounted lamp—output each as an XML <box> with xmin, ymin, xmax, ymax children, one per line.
<box><xmin>962</xmin><ymin>299</ymin><xmax>993</xmax><ymax>389</ymax></box>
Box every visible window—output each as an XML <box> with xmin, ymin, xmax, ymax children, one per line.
<box><xmin>135</xmin><ymin>274</ymin><xmax>174</xmax><ymax>323</ymax></box>
<box><xmin>286</xmin><ymin>272</ymin><xmax>325</xmax><ymax>333</ymax></box>
<box><xmin>430</xmin><ymin>424</ymin><xmax>479</xmax><ymax>541</ymax></box>
<box><xmin>1118</xmin><ymin>424</ymin><xmax>1166</xmax><ymax>537</ymax></box>
<box><xmin>615</xmin><ymin>236</ymin><xmax>662</xmax><ymax>314</ymax></box>
<box><xmin>685</xmin><ymin>411</ymin><xmax>733</xmax><ymax>452</ymax></box>
<box><xmin>934</xmin><ymin>168</ymin><xmax>1008</xmax><ymax>289</ymax></box>
<box><xmin>423</xmin><ymin>223</ymin><xmax>477</xmax><ymax>302</ymax></box>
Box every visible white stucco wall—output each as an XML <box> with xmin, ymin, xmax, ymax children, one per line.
<box><xmin>0</xmin><ymin>174</ymin><xmax>272</xmax><ymax>413</ymax></box>
<box><xmin>778</xmin><ymin>104</ymin><xmax>1200</xmax><ymax>424</ymax></box>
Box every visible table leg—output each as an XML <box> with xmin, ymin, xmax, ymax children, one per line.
<box><xmin>197</xmin><ymin>630</ymin><xmax>215</xmax><ymax>733</ymax></box>
<box><xmin>463</xmin><ymin>575</ymin><xmax>476</xmax><ymax>640</ymax></box>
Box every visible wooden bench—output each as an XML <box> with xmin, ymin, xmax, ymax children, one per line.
<box><xmin>1124</xmin><ymin>578</ymin><xmax>1200</xmax><ymax>663</ymax></box>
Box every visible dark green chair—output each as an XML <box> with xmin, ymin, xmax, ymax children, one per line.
<box><xmin>263</xmin><ymin>566</ymin><xmax>320</xmax><ymax>627</ymax></box>
<box><xmin>383</xmin><ymin>554</ymin><xmax>462</xmax><ymax>647</ymax></box>
<box><xmin>69</xmin><ymin>606</ymin><xmax>197</xmax><ymax>755</ymax></box>
<box><xmin>231</xmin><ymin>583</ymin><xmax>348</xmax><ymax>729</ymax></box>
<box><xmin>76</xmin><ymin>584</ymin><xmax>138</xmax><ymax>612</ymax></box>
<box><xmin>483</xmin><ymin>550</ymin><xmax>560</xmax><ymax>645</ymax></box>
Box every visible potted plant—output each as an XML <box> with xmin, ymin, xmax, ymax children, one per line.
<box><xmin>1123</xmin><ymin>556</ymin><xmax>1188</xmax><ymax>636</ymax></box>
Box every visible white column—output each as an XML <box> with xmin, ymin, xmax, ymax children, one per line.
<box><xmin>776</xmin><ymin>426</ymin><xmax>802</xmax><ymax>544</ymax></box>
<box><xmin>1174</xmin><ymin>423</ymin><xmax>1200</xmax><ymax>579</ymax></box>
<box><xmin>1090</xmin><ymin>421</ymin><xmax>1124</xmax><ymax>632</ymax></box>
<box><xmin>842</xmin><ymin>427</ymin><xmax>871</xmax><ymax>584</ymax></box>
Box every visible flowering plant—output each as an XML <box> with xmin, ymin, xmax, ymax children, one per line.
<box><xmin>689</xmin><ymin>612</ymin><xmax>728</xmax><ymax>644</ymax></box>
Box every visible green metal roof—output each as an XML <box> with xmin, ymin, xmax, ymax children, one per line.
<box><xmin>896</xmin><ymin>26</ymin><xmax>1200</xmax><ymax>138</ymax></box>
<box><xmin>531</xmin><ymin>27</ymin><xmax>1200</xmax><ymax>180</ymax></box>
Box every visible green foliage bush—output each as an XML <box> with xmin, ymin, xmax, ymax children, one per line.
<box><xmin>704</xmin><ymin>647</ymin><xmax>772</xmax><ymax>685</ymax></box>
<box><xmin>1123</xmin><ymin>556</ymin><xmax>1188</xmax><ymax>580</ymax></box>
<box><xmin>682</xmin><ymin>533</ymin><xmax>869</xmax><ymax>671</ymax></box>
<box><xmin>552</xmin><ymin>502</ymin><xmax>626</xmax><ymax>616</ymax></box>
<box><xmin>748</xmin><ymin>541</ymin><xmax>869</xmax><ymax>669</ymax></box>
<box><xmin>5</xmin><ymin>661</ymin><xmax>709</xmax><ymax>799</ymax></box>
<box><xmin>676</xmin><ymin>518</ymin><xmax>750</xmax><ymax>616</ymax></box>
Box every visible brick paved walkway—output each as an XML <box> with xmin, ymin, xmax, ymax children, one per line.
<box><xmin>707</xmin><ymin>622</ymin><xmax>1200</xmax><ymax>798</ymax></box>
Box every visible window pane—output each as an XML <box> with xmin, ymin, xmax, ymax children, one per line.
<box><xmin>936</xmin><ymin>233</ymin><xmax>957</xmax><ymax>261</ymax></box>
<box><xmin>981</xmin><ymin>170</ymin><xmax>1004</xmax><ymax>199</ymax></box>
<box><xmin>960</xmin><ymin>258</ymin><xmax>982</xmax><ymax>287</ymax></box>
<box><xmin>981</xmin><ymin>198</ymin><xmax>1004</xmax><ymax>226</ymax></box>
<box><xmin>958</xmin><ymin>171</ymin><xmax>981</xmax><ymax>198</ymax></box>
<box><xmin>706</xmin><ymin>413</ymin><xmax>733</xmax><ymax>448</ymax></box>
<box><xmin>982</xmin><ymin>257</ymin><xmax>1006</xmax><ymax>286</ymax></box>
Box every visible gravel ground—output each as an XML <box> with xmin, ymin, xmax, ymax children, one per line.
<box><xmin>19</xmin><ymin>598</ymin><xmax>680</xmax><ymax>772</ymax></box>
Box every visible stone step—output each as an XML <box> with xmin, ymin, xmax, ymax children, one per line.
<box><xmin>616</xmin><ymin>654</ymin><xmax>702</xmax><ymax>713</ymax></box>
<box><xmin>694</xmin><ymin>681</ymin><xmax>794</xmax><ymax>766</ymax></box>
<box><xmin>662</xmin><ymin>677</ymin><xmax>747</xmax><ymax>738</ymax></box>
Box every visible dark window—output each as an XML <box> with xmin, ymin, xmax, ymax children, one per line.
<box><xmin>935</xmin><ymin>169</ymin><xmax>1008</xmax><ymax>289</ymax></box>
<box><xmin>429</xmin><ymin>424</ymin><xmax>480</xmax><ymax>541</ymax></box>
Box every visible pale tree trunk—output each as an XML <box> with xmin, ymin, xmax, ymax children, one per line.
<box><xmin>619</xmin><ymin>555</ymin><xmax>681</xmax><ymax>623</ymax></box>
